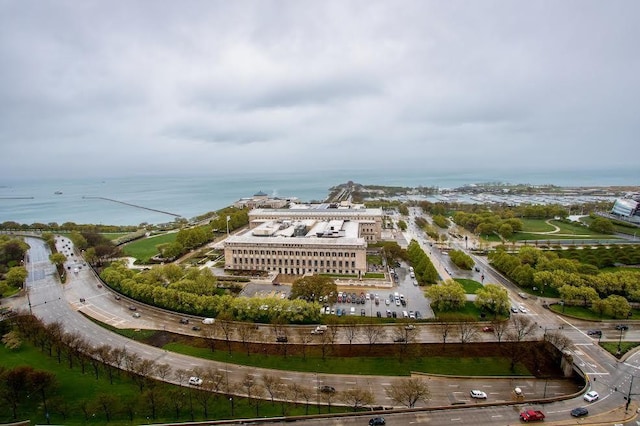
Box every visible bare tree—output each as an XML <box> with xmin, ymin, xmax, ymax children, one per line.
<box><xmin>295</xmin><ymin>328</ymin><xmax>314</xmax><ymax>360</ymax></box>
<box><xmin>436</xmin><ymin>321</ymin><xmax>453</xmax><ymax>344</ymax></box>
<box><xmin>385</xmin><ymin>377</ymin><xmax>431</xmax><ymax>408</ymax></box>
<box><xmin>340</xmin><ymin>387</ymin><xmax>375</xmax><ymax>411</ymax></box>
<box><xmin>343</xmin><ymin>317</ymin><xmax>359</xmax><ymax>348</ymax></box>
<box><xmin>201</xmin><ymin>325</ymin><xmax>218</xmax><ymax>352</ymax></box>
<box><xmin>508</xmin><ymin>316</ymin><xmax>537</xmax><ymax>342</ymax></box>
<box><xmin>490</xmin><ymin>319</ymin><xmax>509</xmax><ymax>342</ymax></box>
<box><xmin>156</xmin><ymin>363</ymin><xmax>172</xmax><ymax>380</ymax></box>
<box><xmin>296</xmin><ymin>384</ymin><xmax>314</xmax><ymax>415</ymax></box>
<box><xmin>457</xmin><ymin>321</ymin><xmax>479</xmax><ymax>344</ymax></box>
<box><xmin>96</xmin><ymin>393</ymin><xmax>118</xmax><ymax>422</ymax></box>
<box><xmin>204</xmin><ymin>367</ymin><xmax>225</xmax><ymax>393</ymax></box>
<box><xmin>318</xmin><ymin>330</ymin><xmax>333</xmax><ymax>360</ymax></box>
<box><xmin>174</xmin><ymin>368</ymin><xmax>190</xmax><ymax>386</ymax></box>
<box><xmin>362</xmin><ymin>323</ymin><xmax>384</xmax><ymax>348</ymax></box>
<box><xmin>262</xmin><ymin>373</ymin><xmax>283</xmax><ymax>404</ymax></box>
<box><xmin>325</xmin><ymin>316</ymin><xmax>341</xmax><ymax>344</ymax></box>
<box><xmin>544</xmin><ymin>330</ymin><xmax>573</xmax><ymax>352</ymax></box>
<box><xmin>215</xmin><ymin>313</ymin><xmax>235</xmax><ymax>353</ymax></box>
<box><xmin>236</xmin><ymin>322</ymin><xmax>259</xmax><ymax>356</ymax></box>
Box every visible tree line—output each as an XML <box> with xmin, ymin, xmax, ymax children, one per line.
<box><xmin>489</xmin><ymin>246</ymin><xmax>640</xmax><ymax>317</ymax></box>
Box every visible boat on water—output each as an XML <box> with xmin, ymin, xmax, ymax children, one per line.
<box><xmin>54</xmin><ymin>191</ymin><xmax>63</xmax><ymax>195</ymax></box>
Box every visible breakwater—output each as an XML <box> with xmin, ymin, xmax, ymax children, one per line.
<box><xmin>82</xmin><ymin>196</ymin><xmax>182</xmax><ymax>218</ymax></box>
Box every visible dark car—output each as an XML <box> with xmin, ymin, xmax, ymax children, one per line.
<box><xmin>587</xmin><ymin>329</ymin><xmax>602</xmax><ymax>336</ymax></box>
<box><xmin>180</xmin><ymin>318</ymin><xmax>190</xmax><ymax>324</ymax></box>
<box><xmin>369</xmin><ymin>417</ymin><xmax>386</xmax><ymax>426</ymax></box>
<box><xmin>319</xmin><ymin>385</ymin><xmax>335</xmax><ymax>393</ymax></box>
<box><xmin>393</xmin><ymin>337</ymin><xmax>406</xmax><ymax>343</ymax></box>
<box><xmin>570</xmin><ymin>407</ymin><xmax>588</xmax><ymax>417</ymax></box>
<box><xmin>615</xmin><ymin>324</ymin><xmax>629</xmax><ymax>331</ymax></box>
<box><xmin>276</xmin><ymin>336</ymin><xmax>288</xmax><ymax>343</ymax></box>
<box><xmin>128</xmin><ymin>305</ymin><xmax>137</xmax><ymax>311</ymax></box>
<box><xmin>191</xmin><ymin>326</ymin><xmax>201</xmax><ymax>331</ymax></box>
<box><xmin>392</xmin><ymin>311</ymin><xmax>397</xmax><ymax>318</ymax></box>
<box><xmin>376</xmin><ymin>311</ymin><xmax>382</xmax><ymax>318</ymax></box>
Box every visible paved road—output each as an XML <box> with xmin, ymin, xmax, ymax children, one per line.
<box><xmin>9</xmin><ymin>235</ymin><xmax>640</xmax><ymax>425</ymax></box>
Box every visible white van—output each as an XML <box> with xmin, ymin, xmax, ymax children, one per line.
<box><xmin>350</xmin><ymin>307</ymin><xmax>356</xmax><ymax>315</ymax></box>
<box><xmin>202</xmin><ymin>318</ymin><xmax>215</xmax><ymax>325</ymax></box>
<box><xmin>402</xmin><ymin>310</ymin><xmax>409</xmax><ymax>318</ymax></box>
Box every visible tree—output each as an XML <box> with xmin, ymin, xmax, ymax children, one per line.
<box><xmin>290</xmin><ymin>275</ymin><xmax>337</xmax><ymax>303</ymax></box>
<box><xmin>589</xmin><ymin>217</ymin><xmax>614</xmax><ymax>234</ymax></box>
<box><xmin>604</xmin><ymin>294</ymin><xmax>631</xmax><ymax>319</ymax></box>
<box><xmin>426</xmin><ymin>279</ymin><xmax>466</xmax><ymax>312</ymax></box>
<box><xmin>340</xmin><ymin>388</ymin><xmax>374</xmax><ymax>411</ymax></box>
<box><xmin>5</xmin><ymin>266</ymin><xmax>28</xmax><ymax>288</ymax></box>
<box><xmin>2</xmin><ymin>331</ymin><xmax>22</xmax><ymax>350</ymax></box>
<box><xmin>385</xmin><ymin>377</ymin><xmax>430</xmax><ymax>408</ymax></box>
<box><xmin>474</xmin><ymin>284</ymin><xmax>509</xmax><ymax>317</ymax></box>
<box><xmin>498</xmin><ymin>223</ymin><xmax>513</xmax><ymax>239</ymax></box>
<box><xmin>457</xmin><ymin>321</ymin><xmax>479</xmax><ymax>344</ymax></box>
<box><xmin>362</xmin><ymin>323</ymin><xmax>384</xmax><ymax>348</ymax></box>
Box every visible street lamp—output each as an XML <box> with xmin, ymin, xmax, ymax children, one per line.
<box><xmin>229</xmin><ymin>397</ymin><xmax>234</xmax><ymax>416</ymax></box>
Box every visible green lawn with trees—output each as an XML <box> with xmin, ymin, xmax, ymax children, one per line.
<box><xmin>122</xmin><ymin>232</ymin><xmax>178</xmax><ymax>263</ymax></box>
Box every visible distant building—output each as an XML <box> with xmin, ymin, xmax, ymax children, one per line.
<box><xmin>232</xmin><ymin>191</ymin><xmax>298</xmax><ymax>209</ymax></box>
<box><xmin>611</xmin><ymin>197</ymin><xmax>640</xmax><ymax>224</ymax></box>
<box><xmin>223</xmin><ymin>204</ymin><xmax>383</xmax><ymax>276</ymax></box>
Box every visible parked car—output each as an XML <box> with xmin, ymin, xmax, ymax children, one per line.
<box><xmin>319</xmin><ymin>385</ymin><xmax>335</xmax><ymax>393</ymax></box>
<box><xmin>360</xmin><ymin>309</ymin><xmax>366</xmax><ymax>316</ymax></box>
<box><xmin>369</xmin><ymin>417</ymin><xmax>385</xmax><ymax>426</ymax></box>
<box><xmin>188</xmin><ymin>376</ymin><xmax>203</xmax><ymax>386</ymax></box>
<box><xmin>570</xmin><ymin>407</ymin><xmax>588</xmax><ymax>417</ymax></box>
<box><xmin>510</xmin><ymin>306</ymin><xmax>518</xmax><ymax>313</ymax></box>
<box><xmin>415</xmin><ymin>311</ymin><xmax>422</xmax><ymax>319</ymax></box>
<box><xmin>583</xmin><ymin>390</ymin><xmax>599</xmax><ymax>402</ymax></box>
<box><xmin>470</xmin><ymin>390</ymin><xmax>487</xmax><ymax>399</ymax></box>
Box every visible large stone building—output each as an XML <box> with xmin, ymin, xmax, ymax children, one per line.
<box><xmin>223</xmin><ymin>205</ymin><xmax>383</xmax><ymax>277</ymax></box>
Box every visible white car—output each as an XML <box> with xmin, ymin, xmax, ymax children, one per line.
<box><xmin>188</xmin><ymin>376</ymin><xmax>203</xmax><ymax>386</ymax></box>
<box><xmin>583</xmin><ymin>390</ymin><xmax>599</xmax><ymax>402</ymax></box>
<box><xmin>470</xmin><ymin>390</ymin><xmax>487</xmax><ymax>399</ymax></box>
<box><xmin>518</xmin><ymin>305</ymin><xmax>528</xmax><ymax>313</ymax></box>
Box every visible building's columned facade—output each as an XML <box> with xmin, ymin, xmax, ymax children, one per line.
<box><xmin>223</xmin><ymin>206</ymin><xmax>382</xmax><ymax>276</ymax></box>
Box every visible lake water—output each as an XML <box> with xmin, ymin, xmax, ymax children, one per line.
<box><xmin>0</xmin><ymin>167</ymin><xmax>636</xmax><ymax>226</ymax></box>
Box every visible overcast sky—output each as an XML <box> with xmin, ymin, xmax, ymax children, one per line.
<box><xmin>1</xmin><ymin>1</ymin><xmax>638</xmax><ymax>180</ymax></box>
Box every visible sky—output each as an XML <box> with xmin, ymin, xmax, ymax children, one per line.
<box><xmin>1</xmin><ymin>0</ymin><xmax>638</xmax><ymax>180</ymax></box>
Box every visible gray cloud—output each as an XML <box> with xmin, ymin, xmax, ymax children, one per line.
<box><xmin>0</xmin><ymin>0</ymin><xmax>638</xmax><ymax>179</ymax></box>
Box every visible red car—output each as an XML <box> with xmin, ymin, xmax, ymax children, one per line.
<box><xmin>482</xmin><ymin>326</ymin><xmax>494</xmax><ymax>332</ymax></box>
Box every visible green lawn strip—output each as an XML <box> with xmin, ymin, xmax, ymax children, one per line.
<box><xmin>122</xmin><ymin>232</ymin><xmax>177</xmax><ymax>263</ymax></box>
<box><xmin>163</xmin><ymin>343</ymin><xmax>530</xmax><ymax>377</ymax></box>
<box><xmin>433</xmin><ymin>302</ymin><xmax>484</xmax><ymax>321</ymax></box>
<box><xmin>549</xmin><ymin>304</ymin><xmax>640</xmax><ymax>321</ymax></box>
<box><xmin>364</xmin><ymin>273</ymin><xmax>385</xmax><ymax>279</ymax></box>
<box><xmin>0</xmin><ymin>341</ymin><xmax>347</xmax><ymax>425</ymax></box>
<box><xmin>510</xmin><ymin>233</ymin><xmax>610</xmax><ymax>241</ymax></box>
<box><xmin>455</xmin><ymin>279</ymin><xmax>483</xmax><ymax>294</ymax></box>
<box><xmin>600</xmin><ymin>341</ymin><xmax>640</xmax><ymax>358</ymax></box>
<box><xmin>520</xmin><ymin>219</ymin><xmax>556</xmax><ymax>233</ymax></box>
<box><xmin>100</xmin><ymin>232</ymin><xmax>130</xmax><ymax>241</ymax></box>
<box><xmin>549</xmin><ymin>220</ymin><xmax>601</xmax><ymax>236</ymax></box>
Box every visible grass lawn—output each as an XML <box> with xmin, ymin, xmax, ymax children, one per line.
<box><xmin>0</xmin><ymin>341</ymin><xmax>347</xmax><ymax>425</ymax></box>
<box><xmin>434</xmin><ymin>302</ymin><xmax>484</xmax><ymax>321</ymax></box>
<box><xmin>122</xmin><ymin>232</ymin><xmax>177</xmax><ymax>263</ymax></box>
<box><xmin>164</xmin><ymin>343</ymin><xmax>530</xmax><ymax>377</ymax></box>
<box><xmin>520</xmin><ymin>219</ymin><xmax>556</xmax><ymax>233</ymax></box>
<box><xmin>600</xmin><ymin>341</ymin><xmax>640</xmax><ymax>358</ymax></box>
<box><xmin>455</xmin><ymin>279</ymin><xmax>483</xmax><ymax>294</ymax></box>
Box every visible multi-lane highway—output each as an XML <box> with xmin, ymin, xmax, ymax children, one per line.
<box><xmin>10</xmin><ymin>234</ymin><xmax>640</xmax><ymax>425</ymax></box>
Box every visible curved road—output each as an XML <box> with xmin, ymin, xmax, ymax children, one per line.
<box><xmin>10</xmin><ymin>235</ymin><xmax>640</xmax><ymax>425</ymax></box>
